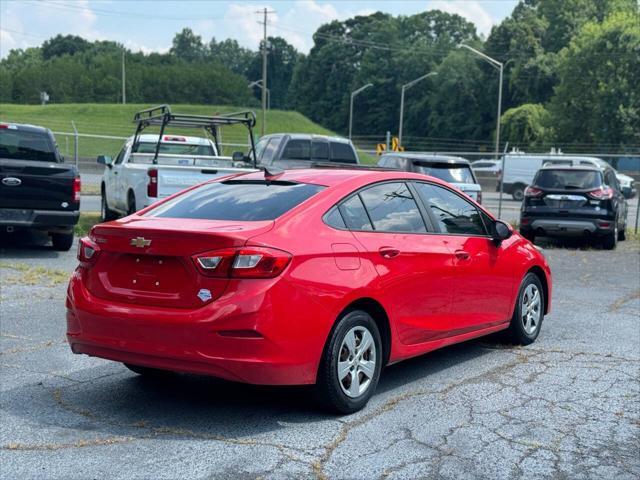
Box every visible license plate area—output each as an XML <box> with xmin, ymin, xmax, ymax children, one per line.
<box><xmin>0</xmin><ymin>209</ymin><xmax>34</xmax><ymax>222</ymax></box>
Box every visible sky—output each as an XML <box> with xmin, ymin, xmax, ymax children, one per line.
<box><xmin>0</xmin><ymin>0</ymin><xmax>519</xmax><ymax>58</ymax></box>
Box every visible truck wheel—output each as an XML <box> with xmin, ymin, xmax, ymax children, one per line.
<box><xmin>101</xmin><ymin>186</ymin><xmax>118</xmax><ymax>221</ymax></box>
<box><xmin>127</xmin><ymin>191</ymin><xmax>136</xmax><ymax>216</ymax></box>
<box><xmin>51</xmin><ymin>232</ymin><xmax>74</xmax><ymax>251</ymax></box>
<box><xmin>511</xmin><ymin>184</ymin><xmax>525</xmax><ymax>201</ymax></box>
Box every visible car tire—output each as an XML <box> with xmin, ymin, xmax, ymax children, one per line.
<box><xmin>603</xmin><ymin>225</ymin><xmax>618</xmax><ymax>250</ymax></box>
<box><xmin>315</xmin><ymin>310</ymin><xmax>383</xmax><ymax>414</ymax></box>
<box><xmin>127</xmin><ymin>191</ymin><xmax>136</xmax><ymax>216</ymax></box>
<box><xmin>51</xmin><ymin>232</ymin><xmax>74</xmax><ymax>251</ymax></box>
<box><xmin>506</xmin><ymin>273</ymin><xmax>545</xmax><ymax>345</ymax></box>
<box><xmin>618</xmin><ymin>225</ymin><xmax>626</xmax><ymax>241</ymax></box>
<box><xmin>511</xmin><ymin>184</ymin><xmax>525</xmax><ymax>201</ymax></box>
<box><xmin>101</xmin><ymin>186</ymin><xmax>118</xmax><ymax>221</ymax></box>
<box><xmin>124</xmin><ymin>363</ymin><xmax>170</xmax><ymax>377</ymax></box>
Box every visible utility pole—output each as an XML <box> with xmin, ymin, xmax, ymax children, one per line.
<box><xmin>121</xmin><ymin>50</ymin><xmax>126</xmax><ymax>105</ymax></box>
<box><xmin>257</xmin><ymin>8</ymin><xmax>275</xmax><ymax>136</ymax></box>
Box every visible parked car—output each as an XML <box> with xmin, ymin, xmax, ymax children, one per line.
<box><xmin>0</xmin><ymin>122</ymin><xmax>80</xmax><ymax>250</ymax></box>
<box><xmin>67</xmin><ymin>167</ymin><xmax>551</xmax><ymax>413</ymax></box>
<box><xmin>255</xmin><ymin>134</ymin><xmax>360</xmax><ymax>168</ymax></box>
<box><xmin>99</xmin><ymin>105</ymin><xmax>257</xmax><ymax>221</ymax></box>
<box><xmin>500</xmin><ymin>152</ymin><xmax>635</xmax><ymax>201</ymax></box>
<box><xmin>378</xmin><ymin>153</ymin><xmax>482</xmax><ymax>203</ymax></box>
<box><xmin>519</xmin><ymin>165</ymin><xmax>628</xmax><ymax>249</ymax></box>
<box><xmin>471</xmin><ymin>159</ymin><xmax>501</xmax><ymax>176</ymax></box>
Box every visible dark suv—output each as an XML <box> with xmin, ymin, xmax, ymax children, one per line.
<box><xmin>519</xmin><ymin>165</ymin><xmax>628</xmax><ymax>249</ymax></box>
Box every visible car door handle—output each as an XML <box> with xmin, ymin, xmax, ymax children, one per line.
<box><xmin>455</xmin><ymin>250</ymin><xmax>470</xmax><ymax>261</ymax></box>
<box><xmin>114</xmin><ymin>171</ymin><xmax>118</xmax><ymax>174</ymax></box>
<box><xmin>379</xmin><ymin>247</ymin><xmax>400</xmax><ymax>259</ymax></box>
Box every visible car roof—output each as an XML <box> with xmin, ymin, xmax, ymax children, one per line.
<box><xmin>233</xmin><ymin>168</ymin><xmax>449</xmax><ymax>188</ymax></box>
<box><xmin>382</xmin><ymin>152</ymin><xmax>471</xmax><ymax>166</ymax></box>
<box><xmin>0</xmin><ymin>122</ymin><xmax>50</xmax><ymax>134</ymax></box>
<box><xmin>539</xmin><ymin>164</ymin><xmax>602</xmax><ymax>172</ymax></box>
<box><xmin>261</xmin><ymin>133</ymin><xmax>352</xmax><ymax>144</ymax></box>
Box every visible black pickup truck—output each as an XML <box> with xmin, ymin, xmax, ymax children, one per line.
<box><xmin>0</xmin><ymin>123</ymin><xmax>80</xmax><ymax>250</ymax></box>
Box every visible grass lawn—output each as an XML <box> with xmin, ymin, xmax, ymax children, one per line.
<box><xmin>0</xmin><ymin>103</ymin><xmax>337</xmax><ymax>159</ymax></box>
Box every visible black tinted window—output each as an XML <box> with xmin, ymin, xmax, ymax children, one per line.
<box><xmin>413</xmin><ymin>163</ymin><xmax>475</xmax><ymax>183</ymax></box>
<box><xmin>339</xmin><ymin>195</ymin><xmax>372</xmax><ymax>231</ymax></box>
<box><xmin>147</xmin><ymin>181</ymin><xmax>324</xmax><ymax>221</ymax></box>
<box><xmin>415</xmin><ymin>183</ymin><xmax>486</xmax><ymax>236</ymax></box>
<box><xmin>133</xmin><ymin>142</ymin><xmax>214</xmax><ymax>156</ymax></box>
<box><xmin>324</xmin><ymin>206</ymin><xmax>346</xmax><ymax>229</ymax></box>
<box><xmin>0</xmin><ymin>129</ymin><xmax>56</xmax><ymax>162</ymax></box>
<box><xmin>312</xmin><ymin>141</ymin><xmax>329</xmax><ymax>161</ymax></box>
<box><xmin>281</xmin><ymin>139</ymin><xmax>311</xmax><ymax>161</ymax></box>
<box><xmin>534</xmin><ymin>170</ymin><xmax>602</xmax><ymax>189</ymax></box>
<box><xmin>261</xmin><ymin>137</ymin><xmax>282</xmax><ymax>164</ymax></box>
<box><xmin>330</xmin><ymin>142</ymin><xmax>357</xmax><ymax>164</ymax></box>
<box><xmin>359</xmin><ymin>182</ymin><xmax>426</xmax><ymax>233</ymax></box>
<box><xmin>378</xmin><ymin>156</ymin><xmax>402</xmax><ymax>169</ymax></box>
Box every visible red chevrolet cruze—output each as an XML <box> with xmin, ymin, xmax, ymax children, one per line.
<box><xmin>67</xmin><ymin>168</ymin><xmax>551</xmax><ymax>413</ymax></box>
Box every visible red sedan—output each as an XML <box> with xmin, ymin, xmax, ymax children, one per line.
<box><xmin>67</xmin><ymin>168</ymin><xmax>551</xmax><ymax>413</ymax></box>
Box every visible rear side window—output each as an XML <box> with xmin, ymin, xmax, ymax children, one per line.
<box><xmin>413</xmin><ymin>163</ymin><xmax>475</xmax><ymax>184</ymax></box>
<box><xmin>330</xmin><ymin>142</ymin><xmax>357</xmax><ymax>164</ymax></box>
<box><xmin>281</xmin><ymin>139</ymin><xmax>311</xmax><ymax>161</ymax></box>
<box><xmin>146</xmin><ymin>181</ymin><xmax>324</xmax><ymax>221</ymax></box>
<box><xmin>415</xmin><ymin>183</ymin><xmax>487</xmax><ymax>236</ymax></box>
<box><xmin>359</xmin><ymin>182</ymin><xmax>427</xmax><ymax>233</ymax></box>
<box><xmin>533</xmin><ymin>170</ymin><xmax>602</xmax><ymax>189</ymax></box>
<box><xmin>0</xmin><ymin>129</ymin><xmax>57</xmax><ymax>162</ymax></box>
<box><xmin>339</xmin><ymin>195</ymin><xmax>373</xmax><ymax>231</ymax></box>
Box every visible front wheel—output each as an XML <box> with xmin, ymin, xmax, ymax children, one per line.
<box><xmin>127</xmin><ymin>191</ymin><xmax>137</xmax><ymax>216</ymax></box>
<box><xmin>51</xmin><ymin>232</ymin><xmax>74</xmax><ymax>251</ymax></box>
<box><xmin>101</xmin><ymin>187</ymin><xmax>118</xmax><ymax>221</ymax></box>
<box><xmin>315</xmin><ymin>310</ymin><xmax>382</xmax><ymax>414</ymax></box>
<box><xmin>506</xmin><ymin>273</ymin><xmax>545</xmax><ymax>345</ymax></box>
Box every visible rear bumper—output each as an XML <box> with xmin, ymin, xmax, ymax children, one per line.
<box><xmin>65</xmin><ymin>269</ymin><xmax>325</xmax><ymax>385</ymax></box>
<box><xmin>0</xmin><ymin>208</ymin><xmax>79</xmax><ymax>230</ymax></box>
<box><xmin>520</xmin><ymin>216</ymin><xmax>615</xmax><ymax>237</ymax></box>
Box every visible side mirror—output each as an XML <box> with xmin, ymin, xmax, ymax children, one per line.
<box><xmin>491</xmin><ymin>220</ymin><xmax>512</xmax><ymax>244</ymax></box>
<box><xmin>232</xmin><ymin>151</ymin><xmax>248</xmax><ymax>163</ymax></box>
<box><xmin>97</xmin><ymin>155</ymin><xmax>113</xmax><ymax>167</ymax></box>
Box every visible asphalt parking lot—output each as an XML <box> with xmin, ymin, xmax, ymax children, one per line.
<box><xmin>1</xmin><ymin>235</ymin><xmax>639</xmax><ymax>479</ymax></box>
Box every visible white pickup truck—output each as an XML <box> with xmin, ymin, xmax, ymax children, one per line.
<box><xmin>98</xmin><ymin>106</ymin><xmax>258</xmax><ymax>220</ymax></box>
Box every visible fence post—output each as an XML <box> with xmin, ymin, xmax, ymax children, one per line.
<box><xmin>634</xmin><ymin>186</ymin><xmax>639</xmax><ymax>234</ymax></box>
<box><xmin>71</xmin><ymin>121</ymin><xmax>79</xmax><ymax>169</ymax></box>
<box><xmin>385</xmin><ymin>131</ymin><xmax>390</xmax><ymax>152</ymax></box>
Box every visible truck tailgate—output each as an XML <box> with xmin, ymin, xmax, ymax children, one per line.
<box><xmin>0</xmin><ymin>158</ymin><xmax>79</xmax><ymax>210</ymax></box>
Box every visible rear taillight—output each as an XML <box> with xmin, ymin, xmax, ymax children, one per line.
<box><xmin>524</xmin><ymin>186</ymin><xmax>543</xmax><ymax>197</ymax></box>
<box><xmin>477</xmin><ymin>191</ymin><xmax>482</xmax><ymax>204</ymax></box>
<box><xmin>72</xmin><ymin>177</ymin><xmax>81</xmax><ymax>202</ymax></box>
<box><xmin>587</xmin><ymin>186</ymin><xmax>613</xmax><ymax>200</ymax></box>
<box><xmin>77</xmin><ymin>237</ymin><xmax>100</xmax><ymax>267</ymax></box>
<box><xmin>192</xmin><ymin>246</ymin><xmax>292</xmax><ymax>279</ymax></box>
<box><xmin>147</xmin><ymin>168</ymin><xmax>158</xmax><ymax>198</ymax></box>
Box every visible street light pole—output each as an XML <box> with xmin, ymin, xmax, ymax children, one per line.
<box><xmin>349</xmin><ymin>83</ymin><xmax>373</xmax><ymax>141</ymax></box>
<box><xmin>249</xmin><ymin>80</ymin><xmax>270</xmax><ymax>110</ymax></box>
<box><xmin>399</xmin><ymin>72</ymin><xmax>437</xmax><ymax>147</ymax></box>
<box><xmin>458</xmin><ymin>44</ymin><xmax>503</xmax><ymax>161</ymax></box>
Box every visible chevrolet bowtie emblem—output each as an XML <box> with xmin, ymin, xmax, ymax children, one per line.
<box><xmin>130</xmin><ymin>237</ymin><xmax>152</xmax><ymax>248</ymax></box>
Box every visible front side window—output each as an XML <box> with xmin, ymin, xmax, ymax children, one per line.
<box><xmin>146</xmin><ymin>180</ymin><xmax>324</xmax><ymax>221</ymax></box>
<box><xmin>413</xmin><ymin>163</ymin><xmax>476</xmax><ymax>184</ymax></box>
<box><xmin>359</xmin><ymin>182</ymin><xmax>426</xmax><ymax>233</ymax></box>
<box><xmin>260</xmin><ymin>136</ymin><xmax>282</xmax><ymax>164</ymax></box>
<box><xmin>415</xmin><ymin>183</ymin><xmax>487</xmax><ymax>236</ymax></box>
<box><xmin>114</xmin><ymin>143</ymin><xmax>128</xmax><ymax>164</ymax></box>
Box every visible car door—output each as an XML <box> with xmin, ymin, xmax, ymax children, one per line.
<box><xmin>413</xmin><ymin>182</ymin><xmax>516</xmax><ymax>334</ymax></box>
<box><xmin>605</xmin><ymin>169</ymin><xmax>627</xmax><ymax>228</ymax></box>
<box><xmin>341</xmin><ymin>181</ymin><xmax>455</xmax><ymax>345</ymax></box>
<box><xmin>111</xmin><ymin>142</ymin><xmax>130</xmax><ymax>211</ymax></box>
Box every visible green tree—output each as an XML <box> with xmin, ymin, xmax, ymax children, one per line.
<box><xmin>500</xmin><ymin>103</ymin><xmax>551</xmax><ymax>149</ymax></box>
<box><xmin>41</xmin><ymin>34</ymin><xmax>90</xmax><ymax>60</ymax></box>
<box><xmin>170</xmin><ymin>28</ymin><xmax>206</xmax><ymax>62</ymax></box>
<box><xmin>208</xmin><ymin>38</ymin><xmax>255</xmax><ymax>76</ymax></box>
<box><xmin>549</xmin><ymin>11</ymin><xmax>640</xmax><ymax>149</ymax></box>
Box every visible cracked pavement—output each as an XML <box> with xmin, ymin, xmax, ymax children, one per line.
<box><xmin>1</xmin><ymin>234</ymin><xmax>639</xmax><ymax>479</ymax></box>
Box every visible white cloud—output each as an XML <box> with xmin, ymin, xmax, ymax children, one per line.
<box><xmin>426</xmin><ymin>0</ymin><xmax>495</xmax><ymax>37</ymax></box>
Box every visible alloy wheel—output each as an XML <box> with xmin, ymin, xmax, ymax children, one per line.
<box><xmin>337</xmin><ymin>326</ymin><xmax>376</xmax><ymax>398</ymax></box>
<box><xmin>521</xmin><ymin>284</ymin><xmax>541</xmax><ymax>335</ymax></box>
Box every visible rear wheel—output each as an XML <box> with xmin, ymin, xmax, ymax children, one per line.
<box><xmin>124</xmin><ymin>363</ymin><xmax>170</xmax><ymax>377</ymax></box>
<box><xmin>603</xmin><ymin>224</ymin><xmax>618</xmax><ymax>250</ymax></box>
<box><xmin>51</xmin><ymin>232</ymin><xmax>74</xmax><ymax>251</ymax></box>
<box><xmin>506</xmin><ymin>273</ymin><xmax>544</xmax><ymax>345</ymax></box>
<box><xmin>315</xmin><ymin>310</ymin><xmax>382</xmax><ymax>414</ymax></box>
<box><xmin>511</xmin><ymin>184</ymin><xmax>525</xmax><ymax>201</ymax></box>
<box><xmin>618</xmin><ymin>223</ymin><xmax>626</xmax><ymax>241</ymax></box>
<box><xmin>127</xmin><ymin>191</ymin><xmax>136</xmax><ymax>216</ymax></box>
<box><xmin>101</xmin><ymin>186</ymin><xmax>118</xmax><ymax>221</ymax></box>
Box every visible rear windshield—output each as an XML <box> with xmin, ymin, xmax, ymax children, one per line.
<box><xmin>0</xmin><ymin>129</ymin><xmax>57</xmax><ymax>162</ymax></box>
<box><xmin>534</xmin><ymin>170</ymin><xmax>602</xmax><ymax>190</ymax></box>
<box><xmin>146</xmin><ymin>180</ymin><xmax>325</xmax><ymax>221</ymax></box>
<box><xmin>413</xmin><ymin>163</ymin><xmax>475</xmax><ymax>184</ymax></box>
<box><xmin>133</xmin><ymin>141</ymin><xmax>215</xmax><ymax>156</ymax></box>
